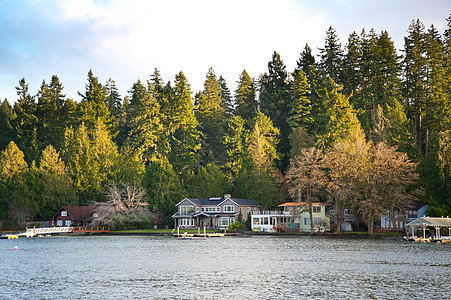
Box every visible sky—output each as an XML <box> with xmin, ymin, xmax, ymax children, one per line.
<box><xmin>1</xmin><ymin>0</ymin><xmax>450</xmax><ymax>104</ymax></box>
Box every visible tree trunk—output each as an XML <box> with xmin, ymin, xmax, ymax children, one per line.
<box><xmin>369</xmin><ymin>218</ymin><xmax>374</xmax><ymax>236</ymax></box>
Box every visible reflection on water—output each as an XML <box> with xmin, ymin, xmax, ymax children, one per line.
<box><xmin>1</xmin><ymin>235</ymin><xmax>450</xmax><ymax>299</ymax></box>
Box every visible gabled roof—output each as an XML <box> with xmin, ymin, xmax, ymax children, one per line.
<box><xmin>55</xmin><ymin>206</ymin><xmax>98</xmax><ymax>221</ymax></box>
<box><xmin>406</xmin><ymin>217</ymin><xmax>451</xmax><ymax>228</ymax></box>
<box><xmin>174</xmin><ymin>197</ymin><xmax>260</xmax><ymax>207</ymax></box>
<box><xmin>175</xmin><ymin>198</ymin><xmax>198</xmax><ymax>207</ymax></box>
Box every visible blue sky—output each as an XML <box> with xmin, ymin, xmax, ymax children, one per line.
<box><xmin>1</xmin><ymin>0</ymin><xmax>450</xmax><ymax>103</ymax></box>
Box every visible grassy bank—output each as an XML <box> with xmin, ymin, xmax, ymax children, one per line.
<box><xmin>110</xmin><ymin>228</ymin><xmax>221</xmax><ymax>235</ymax></box>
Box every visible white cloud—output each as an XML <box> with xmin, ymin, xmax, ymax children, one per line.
<box><xmin>54</xmin><ymin>0</ymin><xmax>328</xmax><ymax>93</ymax></box>
<box><xmin>1</xmin><ymin>0</ymin><xmax>450</xmax><ymax>103</ymax></box>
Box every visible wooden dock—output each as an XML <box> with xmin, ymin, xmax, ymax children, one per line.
<box><xmin>72</xmin><ymin>226</ymin><xmax>110</xmax><ymax>234</ymax></box>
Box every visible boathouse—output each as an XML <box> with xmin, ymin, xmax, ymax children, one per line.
<box><xmin>405</xmin><ymin>216</ymin><xmax>451</xmax><ymax>243</ymax></box>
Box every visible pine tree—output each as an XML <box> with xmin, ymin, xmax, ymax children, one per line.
<box><xmin>218</xmin><ymin>75</ymin><xmax>234</xmax><ymax>116</ymax></box>
<box><xmin>143</xmin><ymin>156</ymin><xmax>183</xmax><ymax>226</ymax></box>
<box><xmin>77</xmin><ymin>70</ymin><xmax>112</xmax><ymax>132</ymax></box>
<box><xmin>0</xmin><ymin>141</ymin><xmax>32</xmax><ymax>227</ymax></box>
<box><xmin>318</xmin><ymin>26</ymin><xmax>344</xmax><ymax>84</ymax></box>
<box><xmin>169</xmin><ymin>72</ymin><xmax>200</xmax><ymax>181</ymax></box>
<box><xmin>341</xmin><ymin>31</ymin><xmax>362</xmax><ymax>98</ymax></box>
<box><xmin>317</xmin><ymin>78</ymin><xmax>364</xmax><ymax>147</ymax></box>
<box><xmin>296</xmin><ymin>44</ymin><xmax>316</xmax><ymax>82</ymax></box>
<box><xmin>37</xmin><ymin>145</ymin><xmax>75</xmax><ymax>219</ymax></box>
<box><xmin>235</xmin><ymin>111</ymin><xmax>281</xmax><ymax>209</ymax></box>
<box><xmin>403</xmin><ymin>19</ymin><xmax>428</xmax><ymax>155</ymax></box>
<box><xmin>35</xmin><ymin>75</ymin><xmax>67</xmax><ymax>152</ymax></box>
<box><xmin>186</xmin><ymin>163</ymin><xmax>230</xmax><ymax>198</ymax></box>
<box><xmin>235</xmin><ymin>70</ymin><xmax>258</xmax><ymax>126</ymax></box>
<box><xmin>105</xmin><ymin>78</ymin><xmax>122</xmax><ymax>117</ymax></box>
<box><xmin>259</xmin><ymin>51</ymin><xmax>292</xmax><ymax>171</ymax></box>
<box><xmin>196</xmin><ymin>68</ymin><xmax>227</xmax><ymax>165</ymax></box>
<box><xmin>223</xmin><ymin>115</ymin><xmax>245</xmax><ymax>184</ymax></box>
<box><xmin>13</xmin><ymin>78</ymin><xmax>38</xmax><ymax>163</ymax></box>
<box><xmin>289</xmin><ymin>69</ymin><xmax>312</xmax><ymax>130</ymax></box>
<box><xmin>125</xmin><ymin>80</ymin><xmax>162</xmax><ymax>163</ymax></box>
<box><xmin>0</xmin><ymin>99</ymin><xmax>15</xmax><ymax>151</ymax></box>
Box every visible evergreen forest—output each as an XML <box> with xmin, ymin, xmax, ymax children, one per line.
<box><xmin>1</xmin><ymin>17</ymin><xmax>450</xmax><ymax>231</ymax></box>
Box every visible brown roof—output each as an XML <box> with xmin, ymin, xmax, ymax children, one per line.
<box><xmin>61</xmin><ymin>206</ymin><xmax>98</xmax><ymax>221</ymax></box>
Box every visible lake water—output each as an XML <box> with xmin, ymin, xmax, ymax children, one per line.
<box><xmin>1</xmin><ymin>235</ymin><xmax>450</xmax><ymax>299</ymax></box>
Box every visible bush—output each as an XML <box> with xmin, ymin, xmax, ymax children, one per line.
<box><xmin>228</xmin><ymin>221</ymin><xmax>241</xmax><ymax>232</ymax></box>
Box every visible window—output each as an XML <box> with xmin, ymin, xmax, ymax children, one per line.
<box><xmin>312</xmin><ymin>206</ymin><xmax>321</xmax><ymax>213</ymax></box>
<box><xmin>304</xmin><ymin>218</ymin><xmax>311</xmax><ymax>225</ymax></box>
<box><xmin>179</xmin><ymin>218</ymin><xmax>193</xmax><ymax>227</ymax></box>
<box><xmin>61</xmin><ymin>211</ymin><xmax>67</xmax><ymax>216</ymax></box>
<box><xmin>221</xmin><ymin>217</ymin><xmax>229</xmax><ymax>226</ymax></box>
<box><xmin>230</xmin><ymin>217</ymin><xmax>235</xmax><ymax>224</ymax></box>
<box><xmin>223</xmin><ymin>205</ymin><xmax>235</xmax><ymax>212</ymax></box>
<box><xmin>202</xmin><ymin>207</ymin><xmax>219</xmax><ymax>212</ymax></box>
<box><xmin>93</xmin><ymin>213</ymin><xmax>98</xmax><ymax>218</ymax></box>
<box><xmin>57</xmin><ymin>220</ymin><xmax>63</xmax><ymax>226</ymax></box>
<box><xmin>65</xmin><ymin>220</ymin><xmax>71</xmax><ymax>226</ymax></box>
<box><xmin>313</xmin><ymin>218</ymin><xmax>322</xmax><ymax>225</ymax></box>
<box><xmin>179</xmin><ymin>206</ymin><xmax>194</xmax><ymax>215</ymax></box>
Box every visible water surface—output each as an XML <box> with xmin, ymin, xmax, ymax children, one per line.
<box><xmin>1</xmin><ymin>235</ymin><xmax>450</xmax><ymax>299</ymax></box>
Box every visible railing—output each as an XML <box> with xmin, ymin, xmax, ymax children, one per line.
<box><xmin>25</xmin><ymin>226</ymin><xmax>72</xmax><ymax>237</ymax></box>
<box><xmin>251</xmin><ymin>211</ymin><xmax>291</xmax><ymax>216</ymax></box>
<box><xmin>72</xmin><ymin>226</ymin><xmax>110</xmax><ymax>233</ymax></box>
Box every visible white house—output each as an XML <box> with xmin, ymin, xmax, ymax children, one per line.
<box><xmin>251</xmin><ymin>202</ymin><xmax>331</xmax><ymax>232</ymax></box>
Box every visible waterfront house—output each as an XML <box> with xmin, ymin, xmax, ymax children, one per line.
<box><xmin>381</xmin><ymin>202</ymin><xmax>429</xmax><ymax>231</ymax></box>
<box><xmin>172</xmin><ymin>194</ymin><xmax>261</xmax><ymax>229</ymax></box>
<box><xmin>327</xmin><ymin>207</ymin><xmax>357</xmax><ymax>232</ymax></box>
<box><xmin>50</xmin><ymin>206</ymin><xmax>99</xmax><ymax>227</ymax></box>
<box><xmin>251</xmin><ymin>202</ymin><xmax>331</xmax><ymax>232</ymax></box>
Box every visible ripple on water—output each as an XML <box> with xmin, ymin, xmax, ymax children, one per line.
<box><xmin>1</xmin><ymin>235</ymin><xmax>450</xmax><ymax>299</ymax></box>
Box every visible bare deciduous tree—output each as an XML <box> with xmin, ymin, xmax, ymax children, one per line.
<box><xmin>285</xmin><ymin>147</ymin><xmax>326</xmax><ymax>233</ymax></box>
<box><xmin>93</xmin><ymin>182</ymin><xmax>151</xmax><ymax>228</ymax></box>
<box><xmin>360</xmin><ymin>142</ymin><xmax>420</xmax><ymax>235</ymax></box>
<box><xmin>323</xmin><ymin>136</ymin><xmax>371</xmax><ymax>234</ymax></box>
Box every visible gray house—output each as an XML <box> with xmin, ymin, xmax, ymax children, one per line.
<box><xmin>172</xmin><ymin>194</ymin><xmax>261</xmax><ymax>229</ymax></box>
<box><xmin>381</xmin><ymin>202</ymin><xmax>429</xmax><ymax>231</ymax></box>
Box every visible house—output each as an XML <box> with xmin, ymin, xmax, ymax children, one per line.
<box><xmin>172</xmin><ymin>194</ymin><xmax>261</xmax><ymax>229</ymax></box>
<box><xmin>381</xmin><ymin>202</ymin><xmax>429</xmax><ymax>231</ymax></box>
<box><xmin>327</xmin><ymin>207</ymin><xmax>357</xmax><ymax>232</ymax></box>
<box><xmin>50</xmin><ymin>206</ymin><xmax>99</xmax><ymax>227</ymax></box>
<box><xmin>251</xmin><ymin>202</ymin><xmax>331</xmax><ymax>232</ymax></box>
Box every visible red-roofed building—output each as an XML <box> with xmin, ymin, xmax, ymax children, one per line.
<box><xmin>50</xmin><ymin>206</ymin><xmax>99</xmax><ymax>227</ymax></box>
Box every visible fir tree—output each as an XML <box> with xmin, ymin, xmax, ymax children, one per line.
<box><xmin>235</xmin><ymin>69</ymin><xmax>258</xmax><ymax>126</ymax></box>
<box><xmin>259</xmin><ymin>51</ymin><xmax>292</xmax><ymax>171</ymax></box>
<box><xmin>318</xmin><ymin>26</ymin><xmax>344</xmax><ymax>84</ymax></box>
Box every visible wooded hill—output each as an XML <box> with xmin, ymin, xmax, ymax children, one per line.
<box><xmin>1</xmin><ymin>17</ymin><xmax>450</xmax><ymax>231</ymax></box>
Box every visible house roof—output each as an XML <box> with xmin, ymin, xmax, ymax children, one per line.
<box><xmin>406</xmin><ymin>217</ymin><xmax>451</xmax><ymax>228</ymax></box>
<box><xmin>278</xmin><ymin>202</ymin><xmax>323</xmax><ymax>207</ymax></box>
<box><xmin>176</xmin><ymin>197</ymin><xmax>260</xmax><ymax>207</ymax></box>
<box><xmin>409</xmin><ymin>202</ymin><xmax>429</xmax><ymax>211</ymax></box>
<box><xmin>56</xmin><ymin>206</ymin><xmax>98</xmax><ymax>221</ymax></box>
